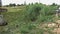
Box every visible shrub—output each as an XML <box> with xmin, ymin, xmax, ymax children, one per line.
<box><xmin>25</xmin><ymin>4</ymin><xmax>41</xmax><ymax>21</ymax></box>
<box><xmin>40</xmin><ymin>6</ymin><xmax>57</xmax><ymax>16</ymax></box>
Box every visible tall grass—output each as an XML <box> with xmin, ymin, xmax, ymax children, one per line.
<box><xmin>24</xmin><ymin>4</ymin><xmax>57</xmax><ymax>23</ymax></box>
<box><xmin>24</xmin><ymin>4</ymin><xmax>41</xmax><ymax>21</ymax></box>
<box><xmin>0</xmin><ymin>4</ymin><xmax>57</xmax><ymax>34</ymax></box>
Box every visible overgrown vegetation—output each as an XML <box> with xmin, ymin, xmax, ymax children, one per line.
<box><xmin>24</xmin><ymin>4</ymin><xmax>57</xmax><ymax>22</ymax></box>
<box><xmin>0</xmin><ymin>3</ymin><xmax>58</xmax><ymax>34</ymax></box>
<box><xmin>25</xmin><ymin>4</ymin><xmax>41</xmax><ymax>21</ymax></box>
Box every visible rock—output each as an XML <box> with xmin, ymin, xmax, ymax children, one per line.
<box><xmin>56</xmin><ymin>20</ymin><xmax>60</xmax><ymax>24</ymax></box>
<box><xmin>47</xmin><ymin>23</ymin><xmax>56</xmax><ymax>28</ymax></box>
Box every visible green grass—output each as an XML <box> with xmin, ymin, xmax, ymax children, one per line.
<box><xmin>0</xmin><ymin>6</ymin><xmax>26</xmax><ymax>34</ymax></box>
<box><xmin>0</xmin><ymin>4</ymin><xmax>57</xmax><ymax>34</ymax></box>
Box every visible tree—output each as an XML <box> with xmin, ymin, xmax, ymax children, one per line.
<box><xmin>21</xmin><ymin>4</ymin><xmax>24</xmax><ymax>6</ymax></box>
<box><xmin>9</xmin><ymin>3</ymin><xmax>12</xmax><ymax>7</ymax></box>
<box><xmin>35</xmin><ymin>2</ymin><xmax>38</xmax><ymax>4</ymax></box>
<box><xmin>9</xmin><ymin>3</ymin><xmax>16</xmax><ymax>7</ymax></box>
<box><xmin>31</xmin><ymin>3</ymin><xmax>33</xmax><ymax>5</ymax></box>
<box><xmin>29</xmin><ymin>3</ymin><xmax>30</xmax><ymax>5</ymax></box>
<box><xmin>13</xmin><ymin>3</ymin><xmax>16</xmax><ymax>7</ymax></box>
<box><xmin>51</xmin><ymin>3</ymin><xmax>57</xmax><ymax>6</ymax></box>
<box><xmin>17</xmin><ymin>4</ymin><xmax>21</xmax><ymax>6</ymax></box>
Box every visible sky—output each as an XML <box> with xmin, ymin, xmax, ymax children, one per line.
<box><xmin>2</xmin><ymin>0</ymin><xmax>60</xmax><ymax>5</ymax></box>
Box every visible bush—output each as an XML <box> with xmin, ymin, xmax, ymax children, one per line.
<box><xmin>25</xmin><ymin>4</ymin><xmax>41</xmax><ymax>21</ymax></box>
<box><xmin>40</xmin><ymin>6</ymin><xmax>57</xmax><ymax>16</ymax></box>
<box><xmin>38</xmin><ymin>6</ymin><xmax>57</xmax><ymax>22</ymax></box>
<box><xmin>24</xmin><ymin>4</ymin><xmax>57</xmax><ymax>23</ymax></box>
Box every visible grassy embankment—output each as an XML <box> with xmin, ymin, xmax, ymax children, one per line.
<box><xmin>0</xmin><ymin>4</ymin><xmax>58</xmax><ymax>34</ymax></box>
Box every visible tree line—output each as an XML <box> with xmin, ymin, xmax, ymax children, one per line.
<box><xmin>3</xmin><ymin>2</ymin><xmax>57</xmax><ymax>7</ymax></box>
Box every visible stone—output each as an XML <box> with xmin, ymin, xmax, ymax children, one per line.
<box><xmin>47</xmin><ymin>23</ymin><xmax>56</xmax><ymax>28</ymax></box>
